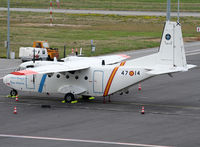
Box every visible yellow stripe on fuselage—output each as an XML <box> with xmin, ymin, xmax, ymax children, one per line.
<box><xmin>120</xmin><ymin>61</ymin><xmax>126</xmax><ymax>66</ymax></box>
<box><xmin>103</xmin><ymin>61</ymin><xmax>126</xmax><ymax>96</ymax></box>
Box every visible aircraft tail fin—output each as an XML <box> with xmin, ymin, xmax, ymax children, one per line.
<box><xmin>120</xmin><ymin>21</ymin><xmax>196</xmax><ymax>75</ymax></box>
<box><xmin>146</xmin><ymin>21</ymin><xmax>196</xmax><ymax>75</ymax></box>
<box><xmin>157</xmin><ymin>21</ymin><xmax>187</xmax><ymax>68</ymax></box>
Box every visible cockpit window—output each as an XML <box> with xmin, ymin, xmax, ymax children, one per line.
<box><xmin>15</xmin><ymin>67</ymin><xmax>26</xmax><ymax>71</ymax></box>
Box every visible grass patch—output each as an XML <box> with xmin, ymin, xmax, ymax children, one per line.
<box><xmin>0</xmin><ymin>11</ymin><xmax>200</xmax><ymax>58</ymax></box>
<box><xmin>0</xmin><ymin>0</ymin><xmax>200</xmax><ymax>12</ymax></box>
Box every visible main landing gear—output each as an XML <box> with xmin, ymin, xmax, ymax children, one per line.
<box><xmin>63</xmin><ymin>94</ymin><xmax>95</xmax><ymax>103</ymax></box>
<box><xmin>64</xmin><ymin>93</ymin><xmax>75</xmax><ymax>103</ymax></box>
<box><xmin>10</xmin><ymin>89</ymin><xmax>18</xmax><ymax>97</ymax></box>
<box><xmin>103</xmin><ymin>95</ymin><xmax>111</xmax><ymax>104</ymax></box>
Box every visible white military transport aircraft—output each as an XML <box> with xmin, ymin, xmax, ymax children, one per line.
<box><xmin>3</xmin><ymin>21</ymin><xmax>196</xmax><ymax>102</ymax></box>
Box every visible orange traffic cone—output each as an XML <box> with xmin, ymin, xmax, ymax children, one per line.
<box><xmin>138</xmin><ymin>83</ymin><xmax>142</xmax><ymax>91</ymax></box>
<box><xmin>141</xmin><ymin>106</ymin><xmax>145</xmax><ymax>114</ymax></box>
<box><xmin>13</xmin><ymin>106</ymin><xmax>17</xmax><ymax>114</ymax></box>
<box><xmin>15</xmin><ymin>95</ymin><xmax>19</xmax><ymax>102</ymax></box>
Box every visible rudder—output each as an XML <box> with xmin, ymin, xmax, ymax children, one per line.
<box><xmin>157</xmin><ymin>21</ymin><xmax>187</xmax><ymax>68</ymax></box>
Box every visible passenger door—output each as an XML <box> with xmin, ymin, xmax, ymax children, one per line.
<box><xmin>93</xmin><ymin>70</ymin><xmax>104</xmax><ymax>93</ymax></box>
<box><xmin>26</xmin><ymin>75</ymin><xmax>35</xmax><ymax>89</ymax></box>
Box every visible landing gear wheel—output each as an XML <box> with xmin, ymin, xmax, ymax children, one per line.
<box><xmin>64</xmin><ymin>93</ymin><xmax>75</xmax><ymax>103</ymax></box>
<box><xmin>10</xmin><ymin>89</ymin><xmax>18</xmax><ymax>97</ymax></box>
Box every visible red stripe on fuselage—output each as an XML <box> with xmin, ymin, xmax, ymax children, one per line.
<box><xmin>11</xmin><ymin>70</ymin><xmax>38</xmax><ymax>75</ymax></box>
<box><xmin>103</xmin><ymin>61</ymin><xmax>126</xmax><ymax>96</ymax></box>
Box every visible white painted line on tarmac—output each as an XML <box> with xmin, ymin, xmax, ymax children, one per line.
<box><xmin>0</xmin><ymin>134</ymin><xmax>173</xmax><ymax>147</ymax></box>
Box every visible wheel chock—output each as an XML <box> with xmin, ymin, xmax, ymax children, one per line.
<box><xmin>61</xmin><ymin>100</ymin><xmax>66</xmax><ymax>103</ymax></box>
<box><xmin>71</xmin><ymin>100</ymin><xmax>78</xmax><ymax>104</ymax></box>
<box><xmin>89</xmin><ymin>97</ymin><xmax>95</xmax><ymax>100</ymax></box>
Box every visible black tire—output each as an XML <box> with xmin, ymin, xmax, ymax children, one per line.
<box><xmin>64</xmin><ymin>93</ymin><xmax>75</xmax><ymax>103</ymax></box>
<box><xmin>10</xmin><ymin>89</ymin><xmax>18</xmax><ymax>96</ymax></box>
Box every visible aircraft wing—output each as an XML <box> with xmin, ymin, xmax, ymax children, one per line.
<box><xmin>61</xmin><ymin>54</ymin><xmax>130</xmax><ymax>65</ymax></box>
<box><xmin>11</xmin><ymin>62</ymin><xmax>90</xmax><ymax>75</ymax></box>
<box><xmin>97</xmin><ymin>54</ymin><xmax>130</xmax><ymax>64</ymax></box>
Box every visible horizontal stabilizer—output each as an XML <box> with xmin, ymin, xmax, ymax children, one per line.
<box><xmin>147</xmin><ymin>64</ymin><xmax>196</xmax><ymax>75</ymax></box>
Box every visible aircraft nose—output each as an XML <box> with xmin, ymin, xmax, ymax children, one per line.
<box><xmin>3</xmin><ymin>75</ymin><xmax>7</xmax><ymax>84</ymax></box>
<box><xmin>3</xmin><ymin>75</ymin><xmax>9</xmax><ymax>85</ymax></box>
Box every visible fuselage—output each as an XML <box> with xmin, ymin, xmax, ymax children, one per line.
<box><xmin>3</xmin><ymin>61</ymin><xmax>151</xmax><ymax>97</ymax></box>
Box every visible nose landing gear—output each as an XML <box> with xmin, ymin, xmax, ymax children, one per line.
<box><xmin>10</xmin><ymin>89</ymin><xmax>18</xmax><ymax>97</ymax></box>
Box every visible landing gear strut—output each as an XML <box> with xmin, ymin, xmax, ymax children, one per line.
<box><xmin>64</xmin><ymin>93</ymin><xmax>75</xmax><ymax>103</ymax></box>
<box><xmin>103</xmin><ymin>95</ymin><xmax>112</xmax><ymax>104</ymax></box>
<box><xmin>10</xmin><ymin>89</ymin><xmax>18</xmax><ymax>97</ymax></box>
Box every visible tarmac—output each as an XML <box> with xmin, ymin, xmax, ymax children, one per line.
<box><xmin>0</xmin><ymin>42</ymin><xmax>200</xmax><ymax>147</ymax></box>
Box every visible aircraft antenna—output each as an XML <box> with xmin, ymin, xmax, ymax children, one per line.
<box><xmin>166</xmin><ymin>0</ymin><xmax>171</xmax><ymax>21</ymax></box>
<box><xmin>33</xmin><ymin>48</ymin><xmax>35</xmax><ymax>63</ymax></box>
<box><xmin>177</xmin><ymin>0</ymin><xmax>180</xmax><ymax>23</ymax></box>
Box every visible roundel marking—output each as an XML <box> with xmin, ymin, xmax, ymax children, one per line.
<box><xmin>129</xmin><ymin>71</ymin><xmax>134</xmax><ymax>76</ymax></box>
<box><xmin>165</xmin><ymin>33</ymin><xmax>171</xmax><ymax>40</ymax></box>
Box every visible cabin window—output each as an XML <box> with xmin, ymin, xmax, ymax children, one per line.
<box><xmin>57</xmin><ymin>74</ymin><xmax>60</xmax><ymax>78</ymax></box>
<box><xmin>66</xmin><ymin>75</ymin><xmax>69</xmax><ymax>79</ymax></box>
<box><xmin>84</xmin><ymin>76</ymin><xmax>88</xmax><ymax>80</ymax></box>
<box><xmin>75</xmin><ymin>76</ymin><xmax>79</xmax><ymax>80</ymax></box>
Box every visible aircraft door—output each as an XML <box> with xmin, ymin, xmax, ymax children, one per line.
<box><xmin>93</xmin><ymin>70</ymin><xmax>104</xmax><ymax>93</ymax></box>
<box><xmin>26</xmin><ymin>75</ymin><xmax>35</xmax><ymax>89</ymax></box>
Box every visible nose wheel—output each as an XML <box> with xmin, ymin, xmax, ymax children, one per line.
<box><xmin>64</xmin><ymin>93</ymin><xmax>75</xmax><ymax>103</ymax></box>
<box><xmin>10</xmin><ymin>89</ymin><xmax>18</xmax><ymax>97</ymax></box>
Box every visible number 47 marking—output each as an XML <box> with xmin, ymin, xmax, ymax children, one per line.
<box><xmin>121</xmin><ymin>70</ymin><xmax>140</xmax><ymax>76</ymax></box>
<box><xmin>121</xmin><ymin>71</ymin><xmax>128</xmax><ymax>75</ymax></box>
